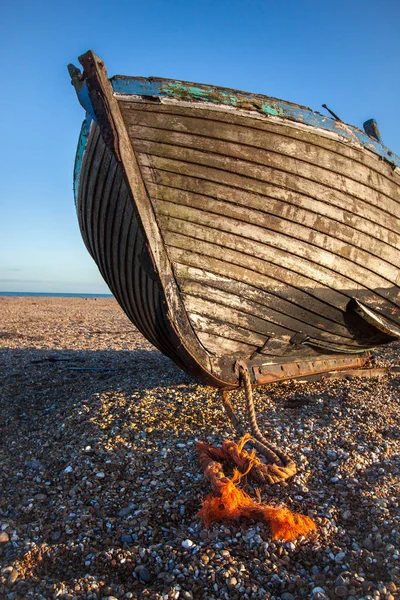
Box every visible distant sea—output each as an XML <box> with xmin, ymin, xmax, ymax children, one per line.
<box><xmin>0</xmin><ymin>292</ymin><xmax>114</xmax><ymax>298</ymax></box>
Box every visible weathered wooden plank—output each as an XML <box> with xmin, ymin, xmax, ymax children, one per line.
<box><xmin>156</xmin><ymin>202</ymin><xmax>400</xmax><ymax>299</ymax></box>
<box><xmin>196</xmin><ymin>331</ymin><xmax>258</xmax><ymax>356</ymax></box>
<box><xmin>178</xmin><ymin>272</ymin><xmax>358</xmax><ymax>344</ymax></box>
<box><xmin>119</xmin><ymin>99</ymin><xmax>398</xmax><ymax>187</ymax></box>
<box><xmin>149</xmin><ymin>183</ymin><xmax>400</xmax><ymax>279</ymax></box>
<box><xmin>145</xmin><ymin>174</ymin><xmax>400</xmax><ymax>252</ymax></box>
<box><xmin>166</xmin><ymin>239</ymin><xmax>350</xmax><ymax>322</ymax></box>
<box><xmin>127</xmin><ymin>118</ymin><xmax>400</xmax><ymax>209</ymax></box>
<box><xmin>139</xmin><ymin>154</ymin><xmax>400</xmax><ymax>241</ymax></box>
<box><xmin>164</xmin><ymin>229</ymin><xmax>400</xmax><ymax>326</ymax></box>
<box><xmin>150</xmin><ymin>181</ymin><xmax>400</xmax><ymax>263</ymax></box>
<box><xmin>182</xmin><ymin>282</ymin><xmax>357</xmax><ymax>348</ymax></box>
<box><xmin>188</xmin><ymin>312</ymin><xmax>268</xmax><ymax>347</ymax></box>
<box><xmin>141</xmin><ymin>164</ymin><xmax>400</xmax><ymax>250</ymax></box>
<box><xmin>124</xmin><ymin>109</ymin><xmax>399</xmax><ymax>201</ymax></box>
<box><xmin>173</xmin><ymin>262</ymin><xmax>352</xmax><ymax>338</ymax></box>
<box><xmin>183</xmin><ymin>289</ymin><xmax>295</xmax><ymax>340</ymax></box>
<box><xmin>136</xmin><ymin>139</ymin><xmax>400</xmax><ymax>224</ymax></box>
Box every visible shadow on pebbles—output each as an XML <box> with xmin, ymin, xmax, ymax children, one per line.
<box><xmin>0</xmin><ymin>297</ymin><xmax>399</xmax><ymax>599</ymax></box>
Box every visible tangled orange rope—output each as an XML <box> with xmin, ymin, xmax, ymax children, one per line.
<box><xmin>196</xmin><ymin>436</ymin><xmax>316</xmax><ymax>541</ymax></box>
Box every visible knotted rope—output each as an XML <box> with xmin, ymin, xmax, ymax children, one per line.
<box><xmin>196</xmin><ymin>361</ymin><xmax>316</xmax><ymax>540</ymax></box>
<box><xmin>196</xmin><ymin>435</ymin><xmax>315</xmax><ymax>540</ymax></box>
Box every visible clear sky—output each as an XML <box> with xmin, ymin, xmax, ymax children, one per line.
<box><xmin>1</xmin><ymin>0</ymin><xmax>399</xmax><ymax>293</ymax></box>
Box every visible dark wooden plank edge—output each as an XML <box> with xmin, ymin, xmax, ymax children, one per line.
<box><xmin>78</xmin><ymin>51</ymin><xmax>229</xmax><ymax>387</ymax></box>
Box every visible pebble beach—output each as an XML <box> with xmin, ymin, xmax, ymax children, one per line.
<box><xmin>0</xmin><ymin>296</ymin><xmax>399</xmax><ymax>600</ymax></box>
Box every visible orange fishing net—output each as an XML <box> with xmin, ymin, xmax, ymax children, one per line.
<box><xmin>196</xmin><ymin>437</ymin><xmax>316</xmax><ymax>541</ymax></box>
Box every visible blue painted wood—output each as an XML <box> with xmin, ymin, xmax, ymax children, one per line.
<box><xmin>110</xmin><ymin>76</ymin><xmax>400</xmax><ymax>170</ymax></box>
<box><xmin>73</xmin><ymin>117</ymin><xmax>92</xmax><ymax>207</ymax></box>
<box><xmin>76</xmin><ymin>85</ymin><xmax>97</xmax><ymax>124</ymax></box>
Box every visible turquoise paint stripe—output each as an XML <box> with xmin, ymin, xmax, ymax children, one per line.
<box><xmin>73</xmin><ymin>116</ymin><xmax>92</xmax><ymax>208</ymax></box>
<box><xmin>77</xmin><ymin>85</ymin><xmax>97</xmax><ymax>124</ymax></box>
<box><xmin>110</xmin><ymin>76</ymin><xmax>400</xmax><ymax>169</ymax></box>
<box><xmin>111</xmin><ymin>76</ymin><xmax>164</xmax><ymax>96</ymax></box>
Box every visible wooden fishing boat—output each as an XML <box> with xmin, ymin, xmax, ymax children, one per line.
<box><xmin>69</xmin><ymin>51</ymin><xmax>400</xmax><ymax>388</ymax></box>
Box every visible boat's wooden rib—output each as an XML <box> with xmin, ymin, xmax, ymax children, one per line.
<box><xmin>78</xmin><ymin>125</ymin><xmax>193</xmax><ymax>364</ymax></box>
<box><xmin>78</xmin><ymin>125</ymin><xmax>102</xmax><ymax>255</ymax></box>
<box><xmin>119</xmin><ymin>99</ymin><xmax>398</xmax><ymax>191</ymax></box>
<box><xmin>92</xmin><ymin>147</ymin><xmax>117</xmax><ymax>276</ymax></box>
<box><xmin>71</xmin><ymin>52</ymin><xmax>400</xmax><ymax>387</ymax></box>
<box><xmin>81</xmin><ymin>128</ymin><xmax>152</xmax><ymax>346</ymax></box>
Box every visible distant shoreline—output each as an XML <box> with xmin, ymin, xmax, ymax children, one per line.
<box><xmin>0</xmin><ymin>291</ymin><xmax>114</xmax><ymax>298</ymax></box>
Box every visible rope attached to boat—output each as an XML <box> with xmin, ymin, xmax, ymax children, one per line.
<box><xmin>236</xmin><ymin>361</ymin><xmax>297</xmax><ymax>484</ymax></box>
<box><xmin>196</xmin><ymin>361</ymin><xmax>316</xmax><ymax>541</ymax></box>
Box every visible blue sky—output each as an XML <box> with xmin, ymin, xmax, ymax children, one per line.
<box><xmin>1</xmin><ymin>0</ymin><xmax>399</xmax><ymax>293</ymax></box>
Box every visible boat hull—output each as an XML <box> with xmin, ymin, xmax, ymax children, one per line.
<box><xmin>72</xmin><ymin>51</ymin><xmax>400</xmax><ymax>387</ymax></box>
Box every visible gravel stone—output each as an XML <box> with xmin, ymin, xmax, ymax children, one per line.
<box><xmin>0</xmin><ymin>297</ymin><xmax>399</xmax><ymax>600</ymax></box>
<box><xmin>335</xmin><ymin>551</ymin><xmax>346</xmax><ymax>563</ymax></box>
<box><xmin>139</xmin><ymin>566</ymin><xmax>152</xmax><ymax>583</ymax></box>
<box><xmin>7</xmin><ymin>570</ymin><xmax>18</xmax><ymax>585</ymax></box>
<box><xmin>334</xmin><ymin>585</ymin><xmax>349</xmax><ymax>597</ymax></box>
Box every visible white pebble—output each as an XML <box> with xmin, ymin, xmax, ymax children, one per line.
<box><xmin>96</xmin><ymin>472</ymin><xmax>105</xmax><ymax>478</ymax></box>
<box><xmin>182</xmin><ymin>539</ymin><xmax>194</xmax><ymax>549</ymax></box>
<box><xmin>64</xmin><ymin>466</ymin><xmax>73</xmax><ymax>473</ymax></box>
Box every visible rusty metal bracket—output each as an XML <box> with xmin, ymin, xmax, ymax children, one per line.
<box><xmin>250</xmin><ymin>355</ymin><xmax>370</xmax><ymax>386</ymax></box>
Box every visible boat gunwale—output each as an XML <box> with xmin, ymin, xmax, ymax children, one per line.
<box><xmin>109</xmin><ymin>74</ymin><xmax>400</xmax><ymax>170</ymax></box>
